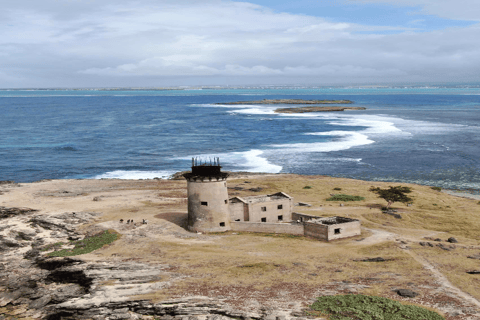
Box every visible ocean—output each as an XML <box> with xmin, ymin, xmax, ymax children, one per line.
<box><xmin>1</xmin><ymin>87</ymin><xmax>479</xmax><ymax>192</ymax></box>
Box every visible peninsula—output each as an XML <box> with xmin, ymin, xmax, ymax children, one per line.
<box><xmin>1</xmin><ymin>175</ymin><xmax>480</xmax><ymax>319</ymax></box>
<box><xmin>216</xmin><ymin>99</ymin><xmax>354</xmax><ymax>105</ymax></box>
<box><xmin>275</xmin><ymin>106</ymin><xmax>366</xmax><ymax>113</ymax></box>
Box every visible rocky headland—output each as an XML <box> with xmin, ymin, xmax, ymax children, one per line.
<box><xmin>1</xmin><ymin>178</ymin><xmax>480</xmax><ymax>320</ymax></box>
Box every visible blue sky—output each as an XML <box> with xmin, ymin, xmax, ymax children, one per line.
<box><xmin>248</xmin><ymin>0</ymin><xmax>474</xmax><ymax>33</ymax></box>
<box><xmin>1</xmin><ymin>0</ymin><xmax>480</xmax><ymax>88</ymax></box>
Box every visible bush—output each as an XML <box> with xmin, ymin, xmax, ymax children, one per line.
<box><xmin>333</xmin><ymin>187</ymin><xmax>342</xmax><ymax>191</ymax></box>
<box><xmin>326</xmin><ymin>194</ymin><xmax>365</xmax><ymax>202</ymax></box>
<box><xmin>303</xmin><ymin>186</ymin><xmax>312</xmax><ymax>189</ymax></box>
<box><xmin>48</xmin><ymin>230</ymin><xmax>119</xmax><ymax>257</ymax></box>
<box><xmin>431</xmin><ymin>186</ymin><xmax>442</xmax><ymax>192</ymax></box>
<box><xmin>309</xmin><ymin>294</ymin><xmax>444</xmax><ymax>320</ymax></box>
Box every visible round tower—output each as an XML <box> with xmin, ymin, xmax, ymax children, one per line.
<box><xmin>183</xmin><ymin>158</ymin><xmax>230</xmax><ymax>233</ymax></box>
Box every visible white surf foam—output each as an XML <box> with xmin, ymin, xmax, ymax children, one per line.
<box><xmin>177</xmin><ymin>149</ymin><xmax>282</xmax><ymax>173</ymax></box>
<box><xmin>93</xmin><ymin>170</ymin><xmax>176</xmax><ymax>180</ymax></box>
<box><xmin>270</xmin><ymin>131</ymin><xmax>374</xmax><ymax>152</ymax></box>
<box><xmin>229</xmin><ymin>108</ymin><xmax>276</xmax><ymax>115</ymax></box>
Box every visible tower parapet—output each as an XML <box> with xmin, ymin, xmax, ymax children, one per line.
<box><xmin>183</xmin><ymin>158</ymin><xmax>230</xmax><ymax>232</ymax></box>
<box><xmin>183</xmin><ymin>158</ymin><xmax>229</xmax><ymax>182</ymax></box>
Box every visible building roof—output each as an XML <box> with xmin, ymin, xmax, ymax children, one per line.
<box><xmin>229</xmin><ymin>192</ymin><xmax>292</xmax><ymax>204</ymax></box>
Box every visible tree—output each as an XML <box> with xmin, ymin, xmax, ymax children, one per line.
<box><xmin>369</xmin><ymin>186</ymin><xmax>413</xmax><ymax>209</ymax></box>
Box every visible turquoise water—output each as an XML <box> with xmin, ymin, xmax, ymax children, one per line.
<box><xmin>1</xmin><ymin>87</ymin><xmax>479</xmax><ymax>191</ymax></box>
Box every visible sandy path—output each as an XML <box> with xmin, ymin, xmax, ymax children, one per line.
<box><xmin>405</xmin><ymin>249</ymin><xmax>480</xmax><ymax>309</ymax></box>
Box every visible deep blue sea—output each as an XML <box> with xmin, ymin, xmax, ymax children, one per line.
<box><xmin>1</xmin><ymin>87</ymin><xmax>479</xmax><ymax>191</ymax></box>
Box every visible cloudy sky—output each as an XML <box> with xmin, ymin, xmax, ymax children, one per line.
<box><xmin>1</xmin><ymin>0</ymin><xmax>480</xmax><ymax>88</ymax></box>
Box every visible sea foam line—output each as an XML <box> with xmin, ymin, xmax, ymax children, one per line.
<box><xmin>93</xmin><ymin>170</ymin><xmax>176</xmax><ymax>180</ymax></box>
<box><xmin>176</xmin><ymin>149</ymin><xmax>282</xmax><ymax>174</ymax></box>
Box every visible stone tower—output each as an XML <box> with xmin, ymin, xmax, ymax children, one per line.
<box><xmin>183</xmin><ymin>158</ymin><xmax>230</xmax><ymax>232</ymax></box>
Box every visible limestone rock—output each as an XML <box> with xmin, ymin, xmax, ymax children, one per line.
<box><xmin>15</xmin><ymin>229</ymin><xmax>37</xmax><ymax>241</ymax></box>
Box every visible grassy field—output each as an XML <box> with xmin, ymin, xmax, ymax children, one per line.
<box><xmin>64</xmin><ymin>174</ymin><xmax>480</xmax><ymax>315</ymax></box>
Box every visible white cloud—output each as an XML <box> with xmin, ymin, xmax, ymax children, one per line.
<box><xmin>1</xmin><ymin>0</ymin><xmax>480</xmax><ymax>87</ymax></box>
<box><xmin>350</xmin><ymin>0</ymin><xmax>480</xmax><ymax>21</ymax></box>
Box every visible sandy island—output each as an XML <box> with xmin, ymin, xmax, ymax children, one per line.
<box><xmin>1</xmin><ymin>175</ymin><xmax>480</xmax><ymax>319</ymax></box>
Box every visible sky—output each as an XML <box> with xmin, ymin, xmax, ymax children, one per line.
<box><xmin>1</xmin><ymin>0</ymin><xmax>480</xmax><ymax>88</ymax></box>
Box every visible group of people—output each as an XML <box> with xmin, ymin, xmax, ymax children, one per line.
<box><xmin>119</xmin><ymin>218</ymin><xmax>148</xmax><ymax>225</ymax></box>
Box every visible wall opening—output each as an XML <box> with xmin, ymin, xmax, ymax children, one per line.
<box><xmin>277</xmin><ymin>205</ymin><xmax>283</xmax><ymax>209</ymax></box>
<box><xmin>224</xmin><ymin>200</ymin><xmax>228</xmax><ymax>204</ymax></box>
<box><xmin>235</xmin><ymin>219</ymin><xmax>241</xmax><ymax>222</ymax></box>
<box><xmin>278</xmin><ymin>215</ymin><xmax>283</xmax><ymax>221</ymax></box>
<box><xmin>334</xmin><ymin>228</ymin><xmax>341</xmax><ymax>234</ymax></box>
<box><xmin>201</xmin><ymin>202</ymin><xmax>208</xmax><ymax>206</ymax></box>
<box><xmin>261</xmin><ymin>217</ymin><xmax>266</xmax><ymax>222</ymax></box>
<box><xmin>219</xmin><ymin>222</ymin><xmax>225</xmax><ymax>227</ymax></box>
<box><xmin>261</xmin><ymin>207</ymin><xmax>267</xmax><ymax>212</ymax></box>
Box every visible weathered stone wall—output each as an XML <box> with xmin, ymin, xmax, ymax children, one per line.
<box><xmin>187</xmin><ymin>179</ymin><xmax>230</xmax><ymax>232</ymax></box>
<box><xmin>292</xmin><ymin>212</ymin><xmax>320</xmax><ymax>222</ymax></box>
<box><xmin>230</xmin><ymin>221</ymin><xmax>304</xmax><ymax>235</ymax></box>
<box><xmin>247</xmin><ymin>198</ymin><xmax>293</xmax><ymax>222</ymax></box>
<box><xmin>303</xmin><ymin>222</ymin><xmax>328</xmax><ymax>241</ymax></box>
<box><xmin>229</xmin><ymin>202</ymin><xmax>246</xmax><ymax>221</ymax></box>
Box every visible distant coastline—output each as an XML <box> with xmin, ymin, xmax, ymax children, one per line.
<box><xmin>216</xmin><ymin>99</ymin><xmax>354</xmax><ymax>105</ymax></box>
<box><xmin>274</xmin><ymin>106</ymin><xmax>366</xmax><ymax>113</ymax></box>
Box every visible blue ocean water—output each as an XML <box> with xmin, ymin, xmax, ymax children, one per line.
<box><xmin>1</xmin><ymin>87</ymin><xmax>479</xmax><ymax>191</ymax></box>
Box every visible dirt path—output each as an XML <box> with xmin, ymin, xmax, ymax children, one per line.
<box><xmin>359</xmin><ymin>226</ymin><xmax>480</xmax><ymax>311</ymax></box>
<box><xmin>405</xmin><ymin>249</ymin><xmax>480</xmax><ymax>310</ymax></box>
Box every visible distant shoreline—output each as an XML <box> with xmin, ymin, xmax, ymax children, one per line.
<box><xmin>216</xmin><ymin>99</ymin><xmax>354</xmax><ymax>105</ymax></box>
<box><xmin>274</xmin><ymin>106</ymin><xmax>366</xmax><ymax>113</ymax></box>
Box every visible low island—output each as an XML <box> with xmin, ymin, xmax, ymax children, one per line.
<box><xmin>274</xmin><ymin>106</ymin><xmax>366</xmax><ymax>113</ymax></box>
<box><xmin>217</xmin><ymin>99</ymin><xmax>354</xmax><ymax>105</ymax></box>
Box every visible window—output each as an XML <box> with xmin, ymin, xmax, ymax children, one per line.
<box><xmin>277</xmin><ymin>205</ymin><xmax>283</xmax><ymax>209</ymax></box>
<box><xmin>225</xmin><ymin>200</ymin><xmax>228</xmax><ymax>204</ymax></box>
<box><xmin>334</xmin><ymin>228</ymin><xmax>341</xmax><ymax>234</ymax></box>
<box><xmin>201</xmin><ymin>201</ymin><xmax>208</xmax><ymax>206</ymax></box>
<box><xmin>261</xmin><ymin>207</ymin><xmax>266</xmax><ymax>212</ymax></box>
<box><xmin>261</xmin><ymin>217</ymin><xmax>266</xmax><ymax>222</ymax></box>
<box><xmin>278</xmin><ymin>215</ymin><xmax>283</xmax><ymax>221</ymax></box>
<box><xmin>235</xmin><ymin>219</ymin><xmax>241</xmax><ymax>222</ymax></box>
<box><xmin>219</xmin><ymin>222</ymin><xmax>225</xmax><ymax>227</ymax></box>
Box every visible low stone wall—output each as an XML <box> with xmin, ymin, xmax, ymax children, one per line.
<box><xmin>292</xmin><ymin>212</ymin><xmax>319</xmax><ymax>222</ymax></box>
<box><xmin>230</xmin><ymin>221</ymin><xmax>304</xmax><ymax>235</ymax></box>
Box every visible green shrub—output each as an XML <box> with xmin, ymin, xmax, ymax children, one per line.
<box><xmin>48</xmin><ymin>230</ymin><xmax>119</xmax><ymax>257</ymax></box>
<box><xmin>303</xmin><ymin>186</ymin><xmax>312</xmax><ymax>189</ymax></box>
<box><xmin>333</xmin><ymin>187</ymin><xmax>342</xmax><ymax>191</ymax></box>
<box><xmin>431</xmin><ymin>186</ymin><xmax>442</xmax><ymax>192</ymax></box>
<box><xmin>326</xmin><ymin>194</ymin><xmax>365</xmax><ymax>202</ymax></box>
<box><xmin>309</xmin><ymin>294</ymin><xmax>444</xmax><ymax>320</ymax></box>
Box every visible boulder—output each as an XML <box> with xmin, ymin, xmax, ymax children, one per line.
<box><xmin>396</xmin><ymin>289</ymin><xmax>419</xmax><ymax>298</ymax></box>
<box><xmin>354</xmin><ymin>257</ymin><xmax>391</xmax><ymax>262</ymax></box>
<box><xmin>447</xmin><ymin>237</ymin><xmax>458</xmax><ymax>243</ymax></box>
<box><xmin>466</xmin><ymin>270</ymin><xmax>480</xmax><ymax>274</ymax></box>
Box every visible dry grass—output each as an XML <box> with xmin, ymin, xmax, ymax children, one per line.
<box><xmin>11</xmin><ymin>175</ymin><xmax>480</xmax><ymax>315</ymax></box>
